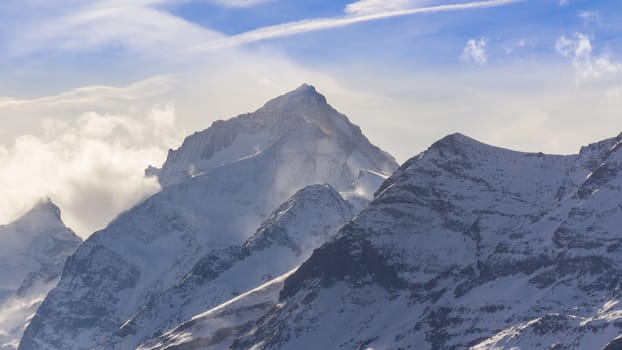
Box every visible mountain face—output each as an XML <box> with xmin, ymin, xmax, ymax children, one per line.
<box><xmin>0</xmin><ymin>199</ymin><xmax>81</xmax><ymax>350</ymax></box>
<box><xmin>19</xmin><ymin>84</ymin><xmax>397</xmax><ymax>350</ymax></box>
<box><xmin>229</xmin><ymin>132</ymin><xmax>622</xmax><ymax>350</ymax></box>
<box><xmin>103</xmin><ymin>184</ymin><xmax>354</xmax><ymax>350</ymax></box>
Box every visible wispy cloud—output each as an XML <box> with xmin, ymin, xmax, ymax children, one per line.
<box><xmin>1</xmin><ymin>0</ymin><xmax>221</xmax><ymax>60</ymax></box>
<box><xmin>345</xmin><ymin>0</ymin><xmax>421</xmax><ymax>15</ymax></box>
<box><xmin>555</xmin><ymin>33</ymin><xmax>622</xmax><ymax>82</ymax></box>
<box><xmin>578</xmin><ymin>10</ymin><xmax>600</xmax><ymax>26</ymax></box>
<box><xmin>461</xmin><ymin>37</ymin><xmax>488</xmax><ymax>65</ymax></box>
<box><xmin>0</xmin><ymin>76</ymin><xmax>175</xmax><ymax>108</ymax></box>
<box><xmin>190</xmin><ymin>0</ymin><xmax>523</xmax><ymax>52</ymax></box>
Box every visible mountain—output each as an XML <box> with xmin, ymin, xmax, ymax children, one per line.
<box><xmin>19</xmin><ymin>84</ymin><xmax>397</xmax><ymax>350</ymax></box>
<box><xmin>102</xmin><ymin>184</ymin><xmax>353</xmax><ymax>349</ymax></box>
<box><xmin>228</xmin><ymin>132</ymin><xmax>622</xmax><ymax>350</ymax></box>
<box><xmin>148</xmin><ymin>83</ymin><xmax>395</xmax><ymax>191</ymax></box>
<box><xmin>0</xmin><ymin>199</ymin><xmax>81</xmax><ymax>350</ymax></box>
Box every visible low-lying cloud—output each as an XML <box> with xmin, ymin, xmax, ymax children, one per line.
<box><xmin>0</xmin><ymin>104</ymin><xmax>184</xmax><ymax>238</ymax></box>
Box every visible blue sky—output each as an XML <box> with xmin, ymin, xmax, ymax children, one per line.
<box><xmin>1</xmin><ymin>0</ymin><xmax>622</xmax><ymax>235</ymax></box>
<box><xmin>0</xmin><ymin>0</ymin><xmax>619</xmax><ymax>96</ymax></box>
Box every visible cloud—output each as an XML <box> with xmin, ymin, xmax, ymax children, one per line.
<box><xmin>0</xmin><ymin>76</ymin><xmax>177</xmax><ymax>146</ymax></box>
<box><xmin>0</xmin><ymin>101</ymin><xmax>185</xmax><ymax>238</ymax></box>
<box><xmin>1</xmin><ymin>0</ymin><xmax>221</xmax><ymax>60</ymax></box>
<box><xmin>345</xmin><ymin>0</ymin><xmax>420</xmax><ymax>15</ymax></box>
<box><xmin>461</xmin><ymin>37</ymin><xmax>488</xmax><ymax>65</ymax></box>
<box><xmin>555</xmin><ymin>33</ymin><xmax>622</xmax><ymax>82</ymax></box>
<box><xmin>189</xmin><ymin>0</ymin><xmax>523</xmax><ymax>52</ymax></box>
<box><xmin>578</xmin><ymin>10</ymin><xmax>600</xmax><ymax>25</ymax></box>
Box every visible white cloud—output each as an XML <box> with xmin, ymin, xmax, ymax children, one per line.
<box><xmin>0</xmin><ymin>100</ymin><xmax>185</xmax><ymax>238</ymax></box>
<box><xmin>503</xmin><ymin>38</ymin><xmax>528</xmax><ymax>55</ymax></box>
<box><xmin>578</xmin><ymin>10</ymin><xmax>600</xmax><ymax>25</ymax></box>
<box><xmin>189</xmin><ymin>0</ymin><xmax>523</xmax><ymax>52</ymax></box>
<box><xmin>1</xmin><ymin>0</ymin><xmax>221</xmax><ymax>60</ymax></box>
<box><xmin>345</xmin><ymin>0</ymin><xmax>419</xmax><ymax>15</ymax></box>
<box><xmin>0</xmin><ymin>76</ymin><xmax>178</xmax><ymax>146</ymax></box>
<box><xmin>555</xmin><ymin>33</ymin><xmax>622</xmax><ymax>82</ymax></box>
<box><xmin>461</xmin><ymin>37</ymin><xmax>488</xmax><ymax>65</ymax></box>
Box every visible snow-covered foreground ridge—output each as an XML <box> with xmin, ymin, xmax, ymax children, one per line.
<box><xmin>221</xmin><ymin>132</ymin><xmax>622</xmax><ymax>350</ymax></box>
<box><xmin>18</xmin><ymin>84</ymin><xmax>397</xmax><ymax>350</ymax></box>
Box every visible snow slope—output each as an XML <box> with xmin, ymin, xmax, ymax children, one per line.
<box><xmin>231</xmin><ymin>132</ymin><xmax>622</xmax><ymax>350</ymax></box>
<box><xmin>138</xmin><ymin>270</ymin><xmax>294</xmax><ymax>350</ymax></box>
<box><xmin>19</xmin><ymin>84</ymin><xmax>397</xmax><ymax>350</ymax></box>
<box><xmin>0</xmin><ymin>199</ymin><xmax>81</xmax><ymax>350</ymax></box>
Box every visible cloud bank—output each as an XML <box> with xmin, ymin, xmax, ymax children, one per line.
<box><xmin>0</xmin><ymin>101</ymin><xmax>184</xmax><ymax>238</ymax></box>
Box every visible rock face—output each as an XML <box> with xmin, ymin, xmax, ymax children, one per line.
<box><xmin>0</xmin><ymin>199</ymin><xmax>81</xmax><ymax>350</ymax></box>
<box><xmin>231</xmin><ymin>132</ymin><xmax>622</xmax><ymax>350</ymax></box>
<box><xmin>19</xmin><ymin>84</ymin><xmax>397</xmax><ymax>350</ymax></box>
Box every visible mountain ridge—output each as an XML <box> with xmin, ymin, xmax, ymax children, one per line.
<box><xmin>227</xmin><ymin>130</ymin><xmax>622</xmax><ymax>350</ymax></box>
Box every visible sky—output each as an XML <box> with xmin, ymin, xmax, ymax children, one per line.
<box><xmin>1</xmin><ymin>0</ymin><xmax>622</xmax><ymax>237</ymax></box>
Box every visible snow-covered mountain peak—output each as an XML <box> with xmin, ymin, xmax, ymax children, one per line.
<box><xmin>150</xmin><ymin>84</ymin><xmax>397</xmax><ymax>187</ymax></box>
<box><xmin>0</xmin><ymin>200</ymin><xmax>81</xmax><ymax>350</ymax></box>
<box><xmin>259</xmin><ymin>83</ymin><xmax>327</xmax><ymax>116</ymax></box>
<box><xmin>426</xmin><ymin>132</ymin><xmax>521</xmax><ymax>160</ymax></box>
<box><xmin>17</xmin><ymin>198</ymin><xmax>62</xmax><ymax>225</ymax></box>
<box><xmin>0</xmin><ymin>199</ymin><xmax>76</xmax><ymax>258</ymax></box>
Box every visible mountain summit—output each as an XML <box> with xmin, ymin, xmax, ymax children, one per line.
<box><xmin>148</xmin><ymin>83</ymin><xmax>396</xmax><ymax>189</ymax></box>
<box><xmin>20</xmin><ymin>85</ymin><xmax>397</xmax><ymax>350</ymax></box>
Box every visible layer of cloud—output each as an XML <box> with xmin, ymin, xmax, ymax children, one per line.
<box><xmin>0</xmin><ymin>76</ymin><xmax>177</xmax><ymax>147</ymax></box>
<box><xmin>1</xmin><ymin>0</ymin><xmax>220</xmax><ymax>60</ymax></box>
<box><xmin>0</xmin><ymin>0</ymin><xmax>521</xmax><ymax>62</ymax></box>
<box><xmin>461</xmin><ymin>37</ymin><xmax>488</xmax><ymax>65</ymax></box>
<box><xmin>190</xmin><ymin>0</ymin><xmax>523</xmax><ymax>52</ymax></box>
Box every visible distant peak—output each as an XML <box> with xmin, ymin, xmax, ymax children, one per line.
<box><xmin>293</xmin><ymin>83</ymin><xmax>316</xmax><ymax>93</ymax></box>
<box><xmin>294</xmin><ymin>184</ymin><xmax>338</xmax><ymax>197</ymax></box>
<box><xmin>429</xmin><ymin>132</ymin><xmax>484</xmax><ymax>151</ymax></box>
<box><xmin>271</xmin><ymin>83</ymin><xmax>327</xmax><ymax>105</ymax></box>
<box><xmin>23</xmin><ymin>197</ymin><xmax>62</xmax><ymax>220</ymax></box>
